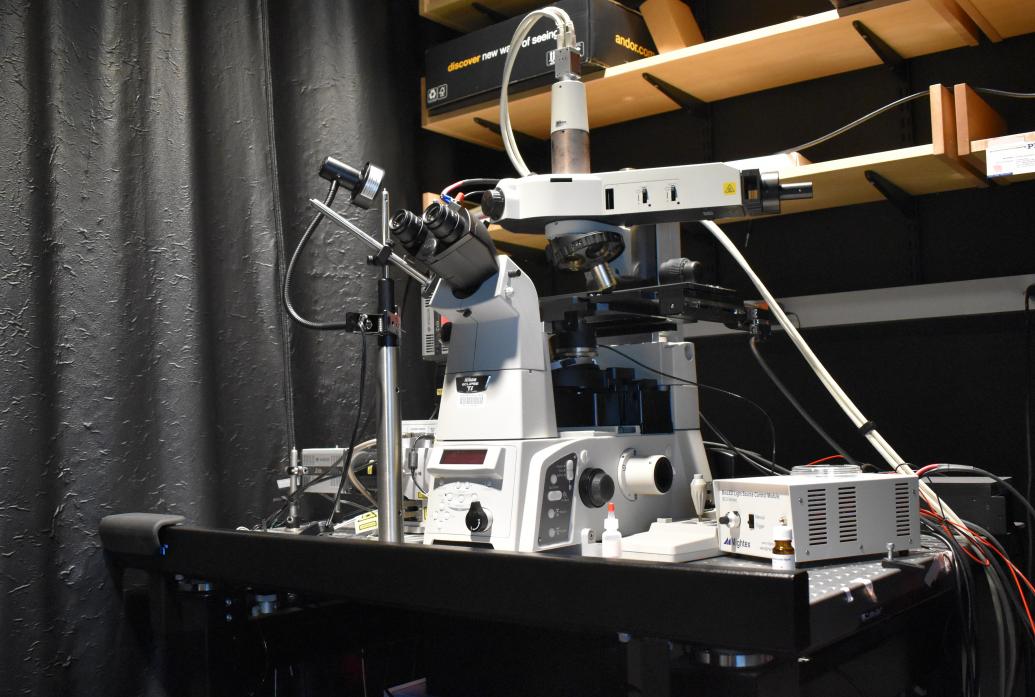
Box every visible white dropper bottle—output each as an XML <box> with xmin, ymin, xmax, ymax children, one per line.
<box><xmin>602</xmin><ymin>502</ymin><xmax>622</xmax><ymax>558</ymax></box>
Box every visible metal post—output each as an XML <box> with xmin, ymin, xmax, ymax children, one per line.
<box><xmin>287</xmin><ymin>447</ymin><xmax>300</xmax><ymax>530</ymax></box>
<box><xmin>377</xmin><ymin>188</ymin><xmax>404</xmax><ymax>542</ymax></box>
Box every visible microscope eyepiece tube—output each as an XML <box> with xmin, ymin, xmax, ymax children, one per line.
<box><xmin>423</xmin><ymin>202</ymin><xmax>467</xmax><ymax>246</ymax></box>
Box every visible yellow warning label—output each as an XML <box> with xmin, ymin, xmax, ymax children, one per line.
<box><xmin>723</xmin><ymin>182</ymin><xmax>737</xmax><ymax>195</ymax></box>
<box><xmin>417</xmin><ymin>490</ymin><xmax>428</xmax><ymax>500</ymax></box>
<box><xmin>355</xmin><ymin>510</ymin><xmax>378</xmax><ymax>532</ymax></box>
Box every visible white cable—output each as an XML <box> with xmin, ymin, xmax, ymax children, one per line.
<box><xmin>500</xmin><ymin>8</ymin><xmax>576</xmax><ymax>176</ymax></box>
<box><xmin>346</xmin><ymin>439</ymin><xmax>377</xmax><ymax>507</ymax></box>
<box><xmin>700</xmin><ymin>220</ymin><xmax>964</xmax><ymax>527</ymax></box>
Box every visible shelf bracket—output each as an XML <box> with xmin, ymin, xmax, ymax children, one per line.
<box><xmin>852</xmin><ymin>20</ymin><xmax>904</xmax><ymax>71</ymax></box>
<box><xmin>864</xmin><ymin>170</ymin><xmax>917</xmax><ymax>220</ymax></box>
<box><xmin>473</xmin><ymin>117</ymin><xmax>543</xmax><ymax>148</ymax></box>
<box><xmin>642</xmin><ymin>73</ymin><xmax>709</xmax><ymax>119</ymax></box>
<box><xmin>470</xmin><ymin>2</ymin><xmax>507</xmax><ymax>23</ymax></box>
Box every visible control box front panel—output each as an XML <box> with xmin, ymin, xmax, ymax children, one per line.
<box><xmin>714</xmin><ymin>474</ymin><xmax>920</xmax><ymax>563</ymax></box>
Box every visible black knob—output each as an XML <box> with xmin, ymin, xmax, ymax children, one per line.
<box><xmin>465</xmin><ymin>500</ymin><xmax>490</xmax><ymax>533</ymax></box>
<box><xmin>659</xmin><ymin>257</ymin><xmax>702</xmax><ymax>285</ymax></box>
<box><xmin>480</xmin><ymin>189</ymin><xmax>506</xmax><ymax>220</ymax></box>
<box><xmin>578</xmin><ymin>468</ymin><xmax>614</xmax><ymax>508</ymax></box>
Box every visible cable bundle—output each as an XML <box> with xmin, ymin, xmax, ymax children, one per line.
<box><xmin>917</xmin><ymin>464</ymin><xmax>1035</xmax><ymax>697</ymax></box>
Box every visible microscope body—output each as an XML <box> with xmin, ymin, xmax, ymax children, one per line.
<box><xmin>421</xmin><ymin>255</ymin><xmax>709</xmax><ymax>552</ymax></box>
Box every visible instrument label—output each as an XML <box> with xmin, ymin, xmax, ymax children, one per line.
<box><xmin>455</xmin><ymin>375</ymin><xmax>491</xmax><ymax>393</ymax></box>
<box><xmin>987</xmin><ymin>135</ymin><xmax>1035</xmax><ymax>178</ymax></box>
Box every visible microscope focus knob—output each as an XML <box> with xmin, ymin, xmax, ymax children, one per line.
<box><xmin>465</xmin><ymin>500</ymin><xmax>492</xmax><ymax>533</ymax></box>
<box><xmin>578</xmin><ymin>468</ymin><xmax>614</xmax><ymax>508</ymax></box>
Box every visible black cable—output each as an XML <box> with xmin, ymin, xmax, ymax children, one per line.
<box><xmin>261</xmin><ymin>465</ymin><xmax>339</xmax><ymax>530</ymax></box>
<box><xmin>749</xmin><ymin>337</ymin><xmax>859</xmax><ymax>466</ymax></box>
<box><xmin>283</xmin><ymin>180</ymin><xmax>365</xmax><ymax>330</ymax></box>
<box><xmin>408</xmin><ymin>434</ymin><xmax>434</xmax><ymax>497</ymax></box>
<box><xmin>923</xmin><ymin>522</ymin><xmax>979</xmax><ymax>696</ymax></box>
<box><xmin>701</xmin><ymin>413</ymin><xmax>787</xmax><ymax>476</ymax></box>
<box><xmin>440</xmin><ymin>178</ymin><xmax>500</xmax><ymax>198</ymax></box>
<box><xmin>702</xmin><ymin>441</ymin><xmax>778</xmax><ymax>468</ymax></box>
<box><xmin>925</xmin><ymin>464</ymin><xmax>1035</xmax><ymax>531</ymax></box>
<box><xmin>1025</xmin><ymin>284</ymin><xmax>1034</xmax><ymax>577</ymax></box>
<box><xmin>327</xmin><ymin>335</ymin><xmax>370</xmax><ymax>526</ymax></box>
<box><xmin>964</xmin><ymin>520</ymin><xmax>1032</xmax><ymax>653</ymax></box>
<box><xmin>974</xmin><ymin>87</ymin><xmax>1035</xmax><ymax>100</ymax></box>
<box><xmin>779</xmin><ymin>90</ymin><xmax>930</xmax><ymax>154</ymax></box>
<box><xmin>600</xmin><ymin>344</ymin><xmax>778</xmax><ymax>466</ymax></box>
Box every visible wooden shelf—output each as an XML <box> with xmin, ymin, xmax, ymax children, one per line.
<box><xmin>720</xmin><ymin>85</ymin><xmax>987</xmax><ymax>220</ymax></box>
<box><xmin>954</xmin><ymin>0</ymin><xmax>1035</xmax><ymax>41</ymax></box>
<box><xmin>418</xmin><ymin>0</ymin><xmax>545</xmax><ymax>33</ymax></box>
<box><xmin>423</xmin><ymin>0</ymin><xmax>980</xmax><ymax>149</ymax></box>
<box><xmin>954</xmin><ymin>83</ymin><xmax>1035</xmax><ymax>183</ymax></box>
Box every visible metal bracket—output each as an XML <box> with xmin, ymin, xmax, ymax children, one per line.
<box><xmin>344</xmin><ymin>312</ymin><xmax>383</xmax><ymax>335</ymax></box>
<box><xmin>852</xmin><ymin>20</ymin><xmax>904</xmax><ymax>71</ymax></box>
<box><xmin>367</xmin><ymin>242</ymin><xmax>395</xmax><ymax>267</ymax></box>
<box><xmin>473</xmin><ymin>117</ymin><xmax>543</xmax><ymax>148</ymax></box>
<box><xmin>642</xmin><ymin>73</ymin><xmax>709</xmax><ymax>119</ymax></box>
<box><xmin>864</xmin><ymin>170</ymin><xmax>917</xmax><ymax>220</ymax></box>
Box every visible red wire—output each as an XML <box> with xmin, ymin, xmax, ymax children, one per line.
<box><xmin>804</xmin><ymin>455</ymin><xmax>845</xmax><ymax>466</ymax></box>
<box><xmin>923</xmin><ymin>512</ymin><xmax>990</xmax><ymax>565</ymax></box>
<box><xmin>925</xmin><ymin>511</ymin><xmax>1035</xmax><ymax>637</ymax></box>
<box><xmin>915</xmin><ymin>464</ymin><xmax>941</xmax><ymax>477</ymax></box>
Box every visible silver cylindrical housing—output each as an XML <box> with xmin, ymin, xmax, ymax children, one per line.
<box><xmin>377</xmin><ymin>345</ymin><xmax>404</xmax><ymax>542</ymax></box>
<box><xmin>620</xmin><ymin>452</ymin><xmax>675</xmax><ymax>496</ymax></box>
<box><xmin>550</xmin><ymin>79</ymin><xmax>590</xmax><ymax>174</ymax></box>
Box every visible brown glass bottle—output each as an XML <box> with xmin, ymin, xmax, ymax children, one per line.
<box><xmin>771</xmin><ymin>525</ymin><xmax>795</xmax><ymax>570</ymax></box>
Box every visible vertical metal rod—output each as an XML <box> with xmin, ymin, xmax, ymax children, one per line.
<box><xmin>377</xmin><ymin>188</ymin><xmax>403</xmax><ymax>542</ymax></box>
<box><xmin>287</xmin><ymin>447</ymin><xmax>299</xmax><ymax>529</ymax></box>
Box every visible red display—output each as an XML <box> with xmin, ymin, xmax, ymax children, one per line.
<box><xmin>440</xmin><ymin>449</ymin><xmax>488</xmax><ymax>465</ymax></box>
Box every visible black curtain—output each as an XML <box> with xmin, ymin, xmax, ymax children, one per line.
<box><xmin>0</xmin><ymin>1</ymin><xmax>429</xmax><ymax>694</ymax></box>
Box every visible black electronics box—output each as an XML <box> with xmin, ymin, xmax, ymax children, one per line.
<box><xmin>425</xmin><ymin>0</ymin><xmax>656</xmax><ymax>115</ymax></box>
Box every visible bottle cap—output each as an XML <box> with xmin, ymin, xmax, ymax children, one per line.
<box><xmin>773</xmin><ymin>525</ymin><xmax>793</xmax><ymax>542</ymax></box>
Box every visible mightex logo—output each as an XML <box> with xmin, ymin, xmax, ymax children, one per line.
<box><xmin>723</xmin><ymin>538</ymin><xmax>751</xmax><ymax>549</ymax></box>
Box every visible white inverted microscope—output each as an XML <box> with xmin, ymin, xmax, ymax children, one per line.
<box><xmin>309</xmin><ymin>7</ymin><xmax>812</xmax><ymax>556</ymax></box>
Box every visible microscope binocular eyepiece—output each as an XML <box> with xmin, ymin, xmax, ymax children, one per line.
<box><xmin>319</xmin><ymin>156</ymin><xmax>385</xmax><ymax>210</ymax></box>
<box><xmin>389</xmin><ymin>200</ymin><xmax>500</xmax><ymax>297</ymax></box>
<box><xmin>423</xmin><ymin>202</ymin><xmax>469</xmax><ymax>246</ymax></box>
<box><xmin>388</xmin><ymin>209</ymin><xmax>434</xmax><ymax>258</ymax></box>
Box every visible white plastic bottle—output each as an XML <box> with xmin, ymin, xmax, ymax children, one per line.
<box><xmin>602</xmin><ymin>502</ymin><xmax>622</xmax><ymax>558</ymax></box>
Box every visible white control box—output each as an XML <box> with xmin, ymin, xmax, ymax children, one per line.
<box><xmin>713</xmin><ymin>471</ymin><xmax>920</xmax><ymax>563</ymax></box>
